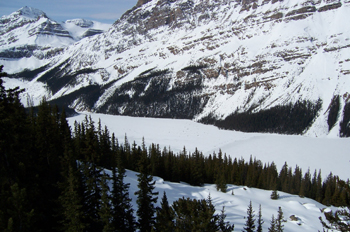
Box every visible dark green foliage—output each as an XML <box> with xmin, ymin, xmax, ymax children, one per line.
<box><xmin>327</xmin><ymin>95</ymin><xmax>340</xmax><ymax>131</ymax></box>
<box><xmin>99</xmin><ymin>173</ymin><xmax>113</xmax><ymax>232</ymax></box>
<box><xmin>257</xmin><ymin>204</ymin><xmax>264</xmax><ymax>232</ymax></box>
<box><xmin>8</xmin><ymin>64</ymin><xmax>49</xmax><ymax>81</ymax></box>
<box><xmin>215</xmin><ymin>150</ymin><xmax>228</xmax><ymax>192</ymax></box>
<box><xmin>48</xmin><ymin>84</ymin><xmax>101</xmax><ymax>112</ymax></box>
<box><xmin>96</xmin><ymin>71</ymin><xmax>208</xmax><ymax>119</ymax></box>
<box><xmin>276</xmin><ymin>207</ymin><xmax>284</xmax><ymax>232</ymax></box>
<box><xmin>110</xmin><ymin>143</ymin><xmax>136</xmax><ymax>232</ymax></box>
<box><xmin>340</xmin><ymin>101</ymin><xmax>350</xmax><ymax>137</ymax></box>
<box><xmin>270</xmin><ymin>188</ymin><xmax>279</xmax><ymax>200</ymax></box>
<box><xmin>59</xmin><ymin>159</ymin><xmax>85</xmax><ymax>232</ymax></box>
<box><xmin>5</xmin><ymin>183</ymin><xmax>34</xmax><ymax>232</ymax></box>
<box><xmin>268</xmin><ymin>215</ymin><xmax>277</xmax><ymax>232</ymax></box>
<box><xmin>155</xmin><ymin>192</ymin><xmax>175</xmax><ymax>232</ymax></box>
<box><xmin>202</xmin><ymin>100</ymin><xmax>322</xmax><ymax>134</ymax></box>
<box><xmin>243</xmin><ymin>201</ymin><xmax>256</xmax><ymax>232</ymax></box>
<box><xmin>135</xmin><ymin>153</ymin><xmax>159</xmax><ymax>232</ymax></box>
<box><xmin>37</xmin><ymin>59</ymin><xmax>99</xmax><ymax>94</ymax></box>
<box><xmin>189</xmin><ymin>148</ymin><xmax>205</xmax><ymax>186</ymax></box>
<box><xmin>172</xmin><ymin>195</ymin><xmax>231</xmax><ymax>232</ymax></box>
<box><xmin>320</xmin><ymin>206</ymin><xmax>350</xmax><ymax>232</ymax></box>
<box><xmin>137</xmin><ymin>69</ymin><xmax>170</xmax><ymax>80</ymax></box>
<box><xmin>181</xmin><ymin>64</ymin><xmax>208</xmax><ymax>74</ymax></box>
<box><xmin>217</xmin><ymin>206</ymin><xmax>234</xmax><ymax>232</ymax></box>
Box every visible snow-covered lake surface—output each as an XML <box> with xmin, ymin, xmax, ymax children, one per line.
<box><xmin>67</xmin><ymin>113</ymin><xmax>348</xmax><ymax>231</ymax></box>
<box><xmin>68</xmin><ymin>113</ymin><xmax>350</xmax><ymax>181</ymax></box>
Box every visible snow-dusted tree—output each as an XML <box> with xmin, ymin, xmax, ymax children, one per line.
<box><xmin>276</xmin><ymin>207</ymin><xmax>284</xmax><ymax>232</ymax></box>
<box><xmin>320</xmin><ymin>206</ymin><xmax>350</xmax><ymax>232</ymax></box>
<box><xmin>268</xmin><ymin>214</ymin><xmax>277</xmax><ymax>232</ymax></box>
<box><xmin>243</xmin><ymin>201</ymin><xmax>256</xmax><ymax>232</ymax></box>
<box><xmin>256</xmin><ymin>204</ymin><xmax>264</xmax><ymax>232</ymax></box>
<box><xmin>270</xmin><ymin>187</ymin><xmax>279</xmax><ymax>200</ymax></box>
<box><xmin>217</xmin><ymin>206</ymin><xmax>234</xmax><ymax>232</ymax></box>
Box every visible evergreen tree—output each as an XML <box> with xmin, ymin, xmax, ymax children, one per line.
<box><xmin>79</xmin><ymin>117</ymin><xmax>104</xmax><ymax>231</ymax></box>
<box><xmin>276</xmin><ymin>207</ymin><xmax>284</xmax><ymax>232</ymax></box>
<box><xmin>135</xmin><ymin>153</ymin><xmax>158</xmax><ymax>232</ymax></box>
<box><xmin>59</xmin><ymin>163</ymin><xmax>85</xmax><ymax>232</ymax></box>
<box><xmin>5</xmin><ymin>183</ymin><xmax>34</xmax><ymax>232</ymax></box>
<box><xmin>172</xmin><ymin>196</ymin><xmax>218</xmax><ymax>232</ymax></box>
<box><xmin>268</xmin><ymin>214</ymin><xmax>277</xmax><ymax>232</ymax></box>
<box><xmin>217</xmin><ymin>206</ymin><xmax>234</xmax><ymax>232</ymax></box>
<box><xmin>320</xmin><ymin>206</ymin><xmax>350</xmax><ymax>232</ymax></box>
<box><xmin>110</xmin><ymin>149</ymin><xmax>136</xmax><ymax>232</ymax></box>
<box><xmin>256</xmin><ymin>204</ymin><xmax>264</xmax><ymax>232</ymax></box>
<box><xmin>99</xmin><ymin>172</ymin><xmax>113</xmax><ymax>232</ymax></box>
<box><xmin>215</xmin><ymin>149</ymin><xmax>227</xmax><ymax>192</ymax></box>
<box><xmin>316</xmin><ymin>170</ymin><xmax>323</xmax><ymax>203</ymax></box>
<box><xmin>243</xmin><ymin>201</ymin><xmax>256</xmax><ymax>232</ymax></box>
<box><xmin>270</xmin><ymin>187</ymin><xmax>279</xmax><ymax>200</ymax></box>
<box><xmin>190</xmin><ymin>148</ymin><xmax>204</xmax><ymax>186</ymax></box>
<box><xmin>155</xmin><ymin>192</ymin><xmax>175</xmax><ymax>232</ymax></box>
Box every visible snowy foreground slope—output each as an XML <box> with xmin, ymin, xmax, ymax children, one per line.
<box><xmin>114</xmin><ymin>168</ymin><xmax>332</xmax><ymax>232</ymax></box>
<box><xmin>67</xmin><ymin>113</ymin><xmax>349</xmax><ymax>231</ymax></box>
<box><xmin>67</xmin><ymin>113</ymin><xmax>350</xmax><ymax>181</ymax></box>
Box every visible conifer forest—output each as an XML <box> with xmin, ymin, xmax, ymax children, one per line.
<box><xmin>1</xmin><ymin>65</ymin><xmax>350</xmax><ymax>231</ymax></box>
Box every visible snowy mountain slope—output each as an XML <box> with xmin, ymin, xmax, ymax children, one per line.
<box><xmin>2</xmin><ymin>0</ymin><xmax>350</xmax><ymax>136</ymax></box>
<box><xmin>62</xmin><ymin>18</ymin><xmax>111</xmax><ymax>40</ymax></box>
<box><xmin>0</xmin><ymin>6</ymin><xmax>73</xmax><ymax>49</ymax></box>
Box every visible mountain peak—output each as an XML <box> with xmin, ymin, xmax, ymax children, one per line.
<box><xmin>136</xmin><ymin>0</ymin><xmax>153</xmax><ymax>7</ymax></box>
<box><xmin>65</xmin><ymin>18</ymin><xmax>94</xmax><ymax>28</ymax></box>
<box><xmin>17</xmin><ymin>6</ymin><xmax>47</xmax><ymax>19</ymax></box>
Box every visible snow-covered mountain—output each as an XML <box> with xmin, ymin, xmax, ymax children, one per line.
<box><xmin>1</xmin><ymin>0</ymin><xmax>350</xmax><ymax>137</ymax></box>
<box><xmin>0</xmin><ymin>6</ymin><xmax>110</xmax><ymax>61</ymax></box>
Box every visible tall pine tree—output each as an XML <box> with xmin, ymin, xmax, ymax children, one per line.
<box><xmin>243</xmin><ymin>201</ymin><xmax>256</xmax><ymax>232</ymax></box>
<box><xmin>155</xmin><ymin>192</ymin><xmax>175</xmax><ymax>232</ymax></box>
<box><xmin>135</xmin><ymin>152</ymin><xmax>158</xmax><ymax>232</ymax></box>
<box><xmin>110</xmin><ymin>147</ymin><xmax>136</xmax><ymax>232</ymax></box>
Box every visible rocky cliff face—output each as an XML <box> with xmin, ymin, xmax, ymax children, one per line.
<box><xmin>2</xmin><ymin>0</ymin><xmax>350</xmax><ymax>137</ymax></box>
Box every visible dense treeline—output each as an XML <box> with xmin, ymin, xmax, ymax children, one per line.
<box><xmin>111</xmin><ymin>139</ymin><xmax>350</xmax><ymax>207</ymax></box>
<box><xmin>340</xmin><ymin>100</ymin><xmax>350</xmax><ymax>137</ymax></box>
<box><xmin>1</xmin><ymin>65</ymin><xmax>349</xmax><ymax>231</ymax></box>
<box><xmin>201</xmin><ymin>100</ymin><xmax>322</xmax><ymax>134</ymax></box>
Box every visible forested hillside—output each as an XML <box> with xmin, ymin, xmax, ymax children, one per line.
<box><xmin>1</xmin><ymin>65</ymin><xmax>349</xmax><ymax>231</ymax></box>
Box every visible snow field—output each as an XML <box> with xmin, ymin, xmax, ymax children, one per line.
<box><xmin>67</xmin><ymin>112</ymin><xmax>348</xmax><ymax>231</ymax></box>
<box><xmin>68</xmin><ymin>113</ymin><xmax>350</xmax><ymax>181</ymax></box>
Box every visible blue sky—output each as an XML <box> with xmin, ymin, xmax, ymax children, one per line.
<box><xmin>0</xmin><ymin>0</ymin><xmax>138</xmax><ymax>24</ymax></box>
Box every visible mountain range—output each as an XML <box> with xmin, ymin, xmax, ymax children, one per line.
<box><xmin>1</xmin><ymin>0</ymin><xmax>350</xmax><ymax>137</ymax></box>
